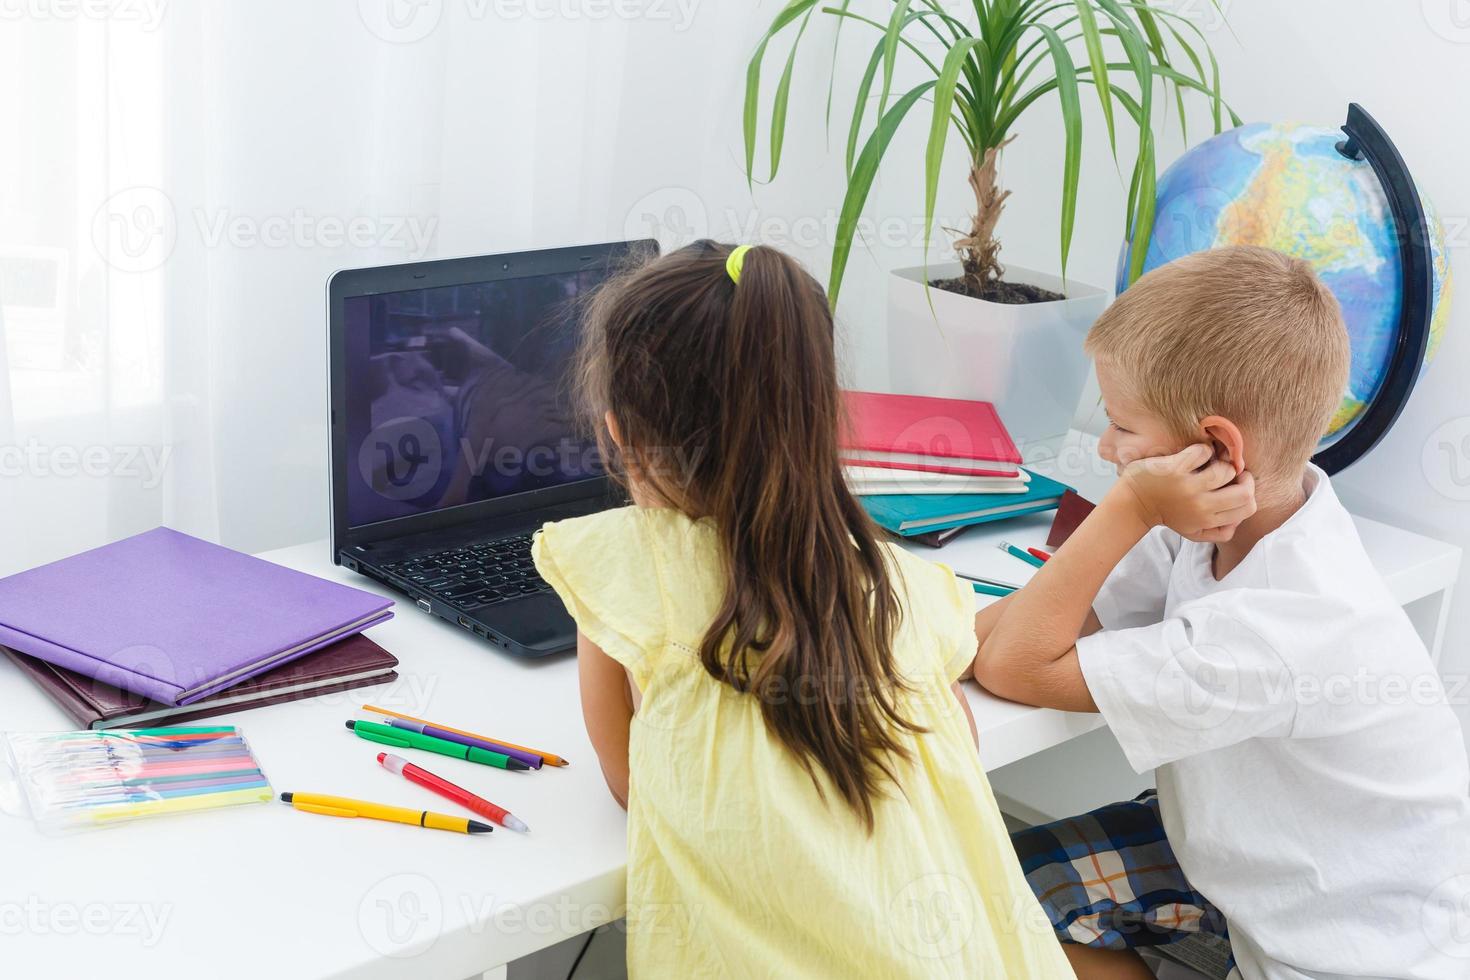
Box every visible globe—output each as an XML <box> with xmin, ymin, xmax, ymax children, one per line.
<box><xmin>1118</xmin><ymin>120</ymin><xmax>1453</xmax><ymax>450</ymax></box>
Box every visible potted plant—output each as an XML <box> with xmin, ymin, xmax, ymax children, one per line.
<box><xmin>745</xmin><ymin>0</ymin><xmax>1237</xmax><ymax>444</ymax></box>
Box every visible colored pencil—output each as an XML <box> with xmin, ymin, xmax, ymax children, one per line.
<box><xmin>362</xmin><ymin>704</ymin><xmax>568</xmax><ymax>767</ymax></box>
<box><xmin>379</xmin><ymin>718</ymin><xmax>542</xmax><ymax>770</ymax></box>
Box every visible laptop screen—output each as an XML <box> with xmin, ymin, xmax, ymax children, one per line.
<box><xmin>341</xmin><ymin>269</ymin><xmax>608</xmax><ymax>529</ymax></box>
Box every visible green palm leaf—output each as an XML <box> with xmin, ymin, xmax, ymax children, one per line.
<box><xmin>1072</xmin><ymin>1</ymin><xmax>1115</xmax><ymax>156</ymax></box>
<box><xmin>1031</xmin><ymin>24</ymin><xmax>1082</xmax><ymax>280</ymax></box>
<box><xmin>769</xmin><ymin>10</ymin><xmax>815</xmax><ymax>179</ymax></box>
<box><xmin>743</xmin><ymin>0</ymin><xmax>821</xmax><ymax>186</ymax></box>
<box><xmin>831</xmin><ymin>81</ymin><xmax>939</xmax><ymax>304</ymax></box>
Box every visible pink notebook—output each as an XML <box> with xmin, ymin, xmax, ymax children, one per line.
<box><xmin>841</xmin><ymin>390</ymin><xmax>1022</xmax><ymax>477</ymax></box>
<box><xmin>0</xmin><ymin>527</ymin><xmax>393</xmax><ymax>705</ymax></box>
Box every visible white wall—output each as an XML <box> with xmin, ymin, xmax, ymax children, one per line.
<box><xmin>758</xmin><ymin>1</ymin><xmax>1470</xmax><ymax>737</ymax></box>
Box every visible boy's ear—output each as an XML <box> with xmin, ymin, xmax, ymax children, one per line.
<box><xmin>1200</xmin><ymin>415</ymin><xmax>1245</xmax><ymax>475</ymax></box>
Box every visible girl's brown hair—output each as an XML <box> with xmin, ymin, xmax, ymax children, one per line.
<box><xmin>577</xmin><ymin>240</ymin><xmax>919</xmax><ymax>829</ymax></box>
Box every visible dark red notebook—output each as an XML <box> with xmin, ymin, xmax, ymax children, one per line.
<box><xmin>5</xmin><ymin>633</ymin><xmax>398</xmax><ymax>730</ymax></box>
<box><xmin>1046</xmin><ymin>489</ymin><xmax>1098</xmax><ymax>549</ymax></box>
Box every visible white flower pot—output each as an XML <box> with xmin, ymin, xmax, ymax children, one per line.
<box><xmin>886</xmin><ymin>262</ymin><xmax>1109</xmax><ymax>449</ymax></box>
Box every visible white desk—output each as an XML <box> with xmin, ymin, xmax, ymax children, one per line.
<box><xmin>0</xmin><ymin>511</ymin><xmax>1459</xmax><ymax>980</ymax></box>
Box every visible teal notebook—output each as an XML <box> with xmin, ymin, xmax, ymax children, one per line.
<box><xmin>859</xmin><ymin>469</ymin><xmax>1072</xmax><ymax>536</ymax></box>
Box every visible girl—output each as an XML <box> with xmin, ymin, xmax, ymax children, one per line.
<box><xmin>532</xmin><ymin>241</ymin><xmax>1072</xmax><ymax>978</ymax></box>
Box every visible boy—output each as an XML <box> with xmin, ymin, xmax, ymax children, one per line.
<box><xmin>973</xmin><ymin>246</ymin><xmax>1470</xmax><ymax>979</ymax></box>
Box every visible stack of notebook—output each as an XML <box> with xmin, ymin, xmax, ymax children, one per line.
<box><xmin>0</xmin><ymin>527</ymin><xmax>399</xmax><ymax>729</ymax></box>
<box><xmin>841</xmin><ymin>391</ymin><xmax>1071</xmax><ymax>544</ymax></box>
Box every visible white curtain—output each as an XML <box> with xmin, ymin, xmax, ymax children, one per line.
<box><xmin>0</xmin><ymin>0</ymin><xmax>765</xmax><ymax>574</ymax></box>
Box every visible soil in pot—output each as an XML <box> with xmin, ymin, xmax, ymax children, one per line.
<box><xmin>930</xmin><ymin>275</ymin><xmax>1066</xmax><ymax>305</ymax></box>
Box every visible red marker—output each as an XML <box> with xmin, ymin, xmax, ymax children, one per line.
<box><xmin>377</xmin><ymin>752</ymin><xmax>529</xmax><ymax>832</ymax></box>
<box><xmin>1026</xmin><ymin>547</ymin><xmax>1051</xmax><ymax>563</ymax></box>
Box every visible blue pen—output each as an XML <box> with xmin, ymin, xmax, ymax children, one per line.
<box><xmin>998</xmin><ymin>540</ymin><xmax>1046</xmax><ymax>569</ymax></box>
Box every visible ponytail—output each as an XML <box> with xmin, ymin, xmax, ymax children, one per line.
<box><xmin>578</xmin><ymin>241</ymin><xmax>919</xmax><ymax>830</ymax></box>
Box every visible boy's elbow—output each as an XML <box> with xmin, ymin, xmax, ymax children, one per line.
<box><xmin>975</xmin><ymin>633</ymin><xmax>1053</xmax><ymax>704</ymax></box>
<box><xmin>974</xmin><ymin>636</ymin><xmax>1020</xmax><ymax>698</ymax></box>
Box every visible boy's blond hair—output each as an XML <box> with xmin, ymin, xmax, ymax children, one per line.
<box><xmin>1085</xmin><ymin>245</ymin><xmax>1350</xmax><ymax>480</ymax></box>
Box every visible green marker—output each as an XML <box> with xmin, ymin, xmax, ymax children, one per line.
<box><xmin>345</xmin><ymin>720</ymin><xmax>529</xmax><ymax>771</ymax></box>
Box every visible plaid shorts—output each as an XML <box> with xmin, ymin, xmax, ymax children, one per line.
<box><xmin>1010</xmin><ymin>790</ymin><xmax>1238</xmax><ymax>980</ymax></box>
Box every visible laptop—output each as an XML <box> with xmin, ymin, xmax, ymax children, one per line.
<box><xmin>327</xmin><ymin>241</ymin><xmax>653</xmax><ymax>657</ymax></box>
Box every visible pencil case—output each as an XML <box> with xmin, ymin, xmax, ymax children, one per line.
<box><xmin>0</xmin><ymin>725</ymin><xmax>273</xmax><ymax>834</ymax></box>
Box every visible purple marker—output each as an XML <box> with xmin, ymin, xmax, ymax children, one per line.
<box><xmin>380</xmin><ymin>717</ymin><xmax>543</xmax><ymax>770</ymax></box>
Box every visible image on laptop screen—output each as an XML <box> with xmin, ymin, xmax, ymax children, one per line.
<box><xmin>342</xmin><ymin>269</ymin><xmax>608</xmax><ymax>528</ymax></box>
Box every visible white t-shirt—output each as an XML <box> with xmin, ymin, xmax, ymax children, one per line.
<box><xmin>1077</xmin><ymin>465</ymin><xmax>1470</xmax><ymax>980</ymax></box>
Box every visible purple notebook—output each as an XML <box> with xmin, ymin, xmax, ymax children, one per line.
<box><xmin>0</xmin><ymin>527</ymin><xmax>394</xmax><ymax>706</ymax></box>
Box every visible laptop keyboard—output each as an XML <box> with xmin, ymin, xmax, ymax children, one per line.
<box><xmin>379</xmin><ymin>533</ymin><xmax>551</xmax><ymax>608</ymax></box>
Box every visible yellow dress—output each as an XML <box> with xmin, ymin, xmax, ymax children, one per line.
<box><xmin>533</xmin><ymin>507</ymin><xmax>1074</xmax><ymax>979</ymax></box>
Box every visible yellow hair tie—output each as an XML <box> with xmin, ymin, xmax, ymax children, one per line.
<box><xmin>726</xmin><ymin>245</ymin><xmax>753</xmax><ymax>285</ymax></box>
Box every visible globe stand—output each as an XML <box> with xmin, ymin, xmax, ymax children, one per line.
<box><xmin>1315</xmin><ymin>103</ymin><xmax>1435</xmax><ymax>474</ymax></box>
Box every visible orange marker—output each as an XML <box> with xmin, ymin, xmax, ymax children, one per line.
<box><xmin>362</xmin><ymin>705</ymin><xmax>569</xmax><ymax>767</ymax></box>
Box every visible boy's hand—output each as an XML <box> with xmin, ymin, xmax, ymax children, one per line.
<box><xmin>1117</xmin><ymin>444</ymin><xmax>1256</xmax><ymax>542</ymax></box>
